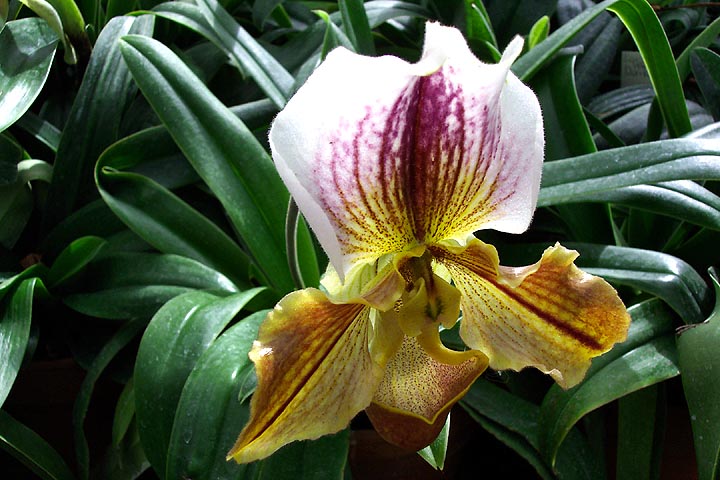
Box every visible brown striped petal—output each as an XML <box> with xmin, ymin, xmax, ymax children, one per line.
<box><xmin>227</xmin><ymin>289</ymin><xmax>401</xmax><ymax>463</ymax></box>
<box><xmin>366</xmin><ymin>335</ymin><xmax>488</xmax><ymax>450</ymax></box>
<box><xmin>436</xmin><ymin>239</ymin><xmax>631</xmax><ymax>389</ymax></box>
<box><xmin>270</xmin><ymin>23</ymin><xmax>543</xmax><ymax>280</ymax></box>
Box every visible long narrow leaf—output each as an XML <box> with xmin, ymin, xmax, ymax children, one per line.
<box><xmin>46</xmin><ymin>236</ymin><xmax>106</xmax><ymax>289</ymax></box>
<box><xmin>616</xmin><ymin>385</ymin><xmax>663</xmax><ymax>480</ymax></box>
<box><xmin>0</xmin><ymin>410</ymin><xmax>76</xmax><ymax>480</ymax></box>
<box><xmin>73</xmin><ymin>318</ymin><xmax>145</xmax><ymax>480</ymax></box>
<box><xmin>63</xmin><ymin>252</ymin><xmax>240</xmax><ymax>320</ymax></box>
<box><xmin>42</xmin><ymin>15</ymin><xmax>154</xmax><ymax>233</ymax></box>
<box><xmin>461</xmin><ymin>378</ymin><xmax>602</xmax><ymax>479</ymax></box>
<box><xmin>151</xmin><ymin>0</ymin><xmax>293</xmax><ymax>108</ymax></box>
<box><xmin>678</xmin><ymin>269</ymin><xmax>720</xmax><ymax>480</ymax></box>
<box><xmin>513</xmin><ymin>0</ymin><xmax>690</xmax><ymax>136</ymax></box>
<box><xmin>570</xmin><ymin>180</ymin><xmax>720</xmax><ymax>231</ymax></box>
<box><xmin>119</xmin><ymin>34</ymin><xmax>298</xmax><ymax>294</ymax></box>
<box><xmin>339</xmin><ymin>0</ymin><xmax>375</xmax><ymax>55</ymax></box>
<box><xmin>195</xmin><ymin>0</ymin><xmax>293</xmax><ymax>104</ymax></box>
<box><xmin>605</xmin><ymin>0</ymin><xmax>691</xmax><ymax>136</ymax></box>
<box><xmin>539</xmin><ymin>139</ymin><xmax>720</xmax><ymax>207</ymax></box>
<box><xmin>0</xmin><ymin>278</ymin><xmax>38</xmax><ymax>409</ymax></box>
<box><xmin>0</xmin><ymin>18</ymin><xmax>58</xmax><ymax>133</ymax></box>
<box><xmin>96</xmin><ymin>152</ymin><xmax>252</xmax><ymax>290</ymax></box>
<box><xmin>539</xmin><ymin>299</ymin><xmax>680</xmax><ymax>465</ymax></box>
<box><xmin>134</xmin><ymin>289</ymin><xmax>265</xmax><ymax>478</ymax></box>
<box><xmin>533</xmin><ymin>51</ymin><xmax>596</xmax><ymax>160</ymax></box>
<box><xmin>675</xmin><ymin>16</ymin><xmax>720</xmax><ymax>82</ymax></box>
<box><xmin>574</xmin><ymin>242</ymin><xmax>709</xmax><ymax>323</ymax></box>
<box><xmin>165</xmin><ymin>310</ymin><xmax>266</xmax><ymax>480</ymax></box>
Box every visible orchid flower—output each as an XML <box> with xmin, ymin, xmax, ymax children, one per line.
<box><xmin>228</xmin><ymin>22</ymin><xmax>630</xmax><ymax>463</ymax></box>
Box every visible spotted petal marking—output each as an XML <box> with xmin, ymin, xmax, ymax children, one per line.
<box><xmin>366</xmin><ymin>335</ymin><xmax>488</xmax><ymax>450</ymax></box>
<box><xmin>270</xmin><ymin>23</ymin><xmax>543</xmax><ymax>280</ymax></box>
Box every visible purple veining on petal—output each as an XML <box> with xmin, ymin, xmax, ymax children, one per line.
<box><xmin>310</xmin><ymin>56</ymin><xmax>533</xmax><ymax>265</ymax></box>
<box><xmin>312</xmin><ymin>84</ymin><xmax>418</xmax><ymax>263</ymax></box>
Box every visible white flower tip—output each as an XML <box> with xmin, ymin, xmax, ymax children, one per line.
<box><xmin>415</xmin><ymin>21</ymin><xmax>473</xmax><ymax>75</ymax></box>
<box><xmin>500</xmin><ymin>36</ymin><xmax>525</xmax><ymax>67</ymax></box>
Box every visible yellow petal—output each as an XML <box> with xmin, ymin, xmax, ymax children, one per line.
<box><xmin>227</xmin><ymin>289</ymin><xmax>400</xmax><ymax>463</ymax></box>
<box><xmin>435</xmin><ymin>239</ymin><xmax>631</xmax><ymax>389</ymax></box>
<box><xmin>320</xmin><ymin>255</ymin><xmax>405</xmax><ymax>311</ymax></box>
<box><xmin>366</xmin><ymin>334</ymin><xmax>488</xmax><ymax>450</ymax></box>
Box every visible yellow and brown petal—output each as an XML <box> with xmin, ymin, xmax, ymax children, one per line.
<box><xmin>227</xmin><ymin>289</ymin><xmax>400</xmax><ymax>463</ymax></box>
<box><xmin>436</xmin><ymin>239</ymin><xmax>631</xmax><ymax>389</ymax></box>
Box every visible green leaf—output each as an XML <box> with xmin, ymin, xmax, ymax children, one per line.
<box><xmin>572</xmin><ymin>180</ymin><xmax>720</xmax><ymax>231</ymax></box>
<box><xmin>17</xmin><ymin>159</ymin><xmax>52</xmax><ymax>184</ymax></box>
<box><xmin>253</xmin><ymin>429</ymin><xmax>351</xmax><ymax>480</ymax></box>
<box><xmin>19</xmin><ymin>0</ymin><xmax>76</xmax><ymax>64</ymax></box>
<box><xmin>1</xmin><ymin>0</ymin><xmax>7</xmax><ymax>28</ymax></box>
<box><xmin>675</xmin><ymin>16</ymin><xmax>720</xmax><ymax>82</ymax></box>
<box><xmin>0</xmin><ymin>134</ymin><xmax>22</xmax><ymax>178</ymax></box>
<box><xmin>46</xmin><ymin>236</ymin><xmax>106</xmax><ymax>289</ymax></box>
<box><xmin>252</xmin><ymin>0</ymin><xmax>283</xmax><ymax>29</ymax></box>
<box><xmin>95</xmin><ymin>419</ymin><xmax>149</xmax><ymax>480</ymax></box>
<box><xmin>604</xmin><ymin>0</ymin><xmax>691</xmax><ymax>137</ymax></box>
<box><xmin>0</xmin><ymin>182</ymin><xmax>32</xmax><ymax>249</ymax></box>
<box><xmin>513</xmin><ymin>0</ymin><xmax>691</xmax><ymax>137</ymax></box>
<box><xmin>539</xmin><ymin>139</ymin><xmax>720</xmax><ymax>207</ymax></box>
<box><xmin>316</xmin><ymin>9</ymin><xmax>354</xmax><ymax>59</ymax></box>
<box><xmin>64</xmin><ymin>252</ymin><xmax>240</xmax><ymax>320</ymax></box>
<box><xmin>587</xmin><ymin>85</ymin><xmax>655</xmax><ymax>120</ymax></box>
<box><xmin>73</xmin><ymin>318</ymin><xmax>145</xmax><ymax>480</ymax></box>
<box><xmin>40</xmin><ymin>200</ymin><xmax>127</xmax><ymax>261</ymax></box>
<box><xmin>0</xmin><ymin>17</ymin><xmax>58</xmax><ymax>133</ymax></box>
<box><xmin>96</xmin><ymin>125</ymin><xmax>200</xmax><ymax>190</ymax></box>
<box><xmin>485</xmin><ymin>0</ymin><xmax>556</xmax><ymax>47</ymax></box>
<box><xmin>417</xmin><ymin>413</ymin><xmax>449</xmax><ymax>470</ymax></box>
<box><xmin>533</xmin><ymin>50</ymin><xmax>596</xmax><ymax>161</ymax></box>
<box><xmin>339</xmin><ymin>0</ymin><xmax>375</xmax><ymax>55</ymax></box>
<box><xmin>461</xmin><ymin>378</ymin><xmax>602</xmax><ymax>479</ymax></box>
<box><xmin>119</xmin><ymin>34</ymin><xmax>299</xmax><ymax>294</ymax></box>
<box><xmin>151</xmin><ymin>0</ymin><xmax>293</xmax><ymax>108</ymax></box>
<box><xmin>691</xmin><ymin>48</ymin><xmax>720</xmax><ymax>120</ymax></box>
<box><xmin>461</xmin><ymin>409</ymin><xmax>553</xmax><ymax>480</ymax></box>
<box><xmin>0</xmin><ymin>278</ymin><xmax>37</xmax><ymax>409</ymax></box>
<box><xmin>165</xmin><ymin>310</ymin><xmax>265</xmax><ymax>480</ymax></box>
<box><xmin>112</xmin><ymin>378</ymin><xmax>135</xmax><ymax>447</ymax></box>
<box><xmin>106</xmin><ymin>0</ymin><xmax>141</xmax><ymax>20</ymax></box>
<box><xmin>135</xmin><ymin>289</ymin><xmax>265</xmax><ymax>478</ymax></box>
<box><xmin>363</xmin><ymin>1</ymin><xmax>429</xmax><ymax>29</ymax></box>
<box><xmin>539</xmin><ymin>299</ymin><xmax>680</xmax><ymax>466</ymax></box>
<box><xmin>464</xmin><ymin>0</ymin><xmax>498</xmax><ymax>53</ymax></box>
<box><xmin>677</xmin><ymin>268</ymin><xmax>720</xmax><ymax>480</ymax></box>
<box><xmin>195</xmin><ymin>0</ymin><xmax>294</xmax><ymax>105</ymax></box>
<box><xmin>616</xmin><ymin>385</ymin><xmax>663</xmax><ymax>480</ymax></box>
<box><xmin>96</xmin><ymin>145</ymin><xmax>252</xmax><ymax>290</ymax></box>
<box><xmin>573</xmin><ymin>15</ymin><xmax>623</xmax><ymax>103</ymax></box>
<box><xmin>0</xmin><ymin>410</ymin><xmax>76</xmax><ymax>480</ymax></box>
<box><xmin>527</xmin><ymin>16</ymin><xmax>549</xmax><ymax>50</ymax></box>
<box><xmin>42</xmin><ymin>14</ymin><xmax>154</xmax><ymax>233</ymax></box>
<box><xmin>0</xmin><ymin>264</ymin><xmax>47</xmax><ymax>304</ymax></box>
<box><xmin>41</xmin><ymin>0</ymin><xmax>89</xmax><ymax>61</ymax></box>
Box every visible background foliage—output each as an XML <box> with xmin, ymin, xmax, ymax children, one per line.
<box><xmin>1</xmin><ymin>0</ymin><xmax>720</xmax><ymax>478</ymax></box>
